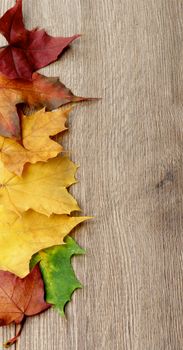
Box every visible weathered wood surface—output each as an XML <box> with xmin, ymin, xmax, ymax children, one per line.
<box><xmin>0</xmin><ymin>0</ymin><xmax>183</xmax><ymax>349</ymax></box>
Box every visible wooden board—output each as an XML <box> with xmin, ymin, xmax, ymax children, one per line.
<box><xmin>0</xmin><ymin>0</ymin><xmax>183</xmax><ymax>349</ymax></box>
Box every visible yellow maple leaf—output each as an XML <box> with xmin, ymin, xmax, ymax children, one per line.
<box><xmin>0</xmin><ymin>156</ymin><xmax>80</xmax><ymax>216</ymax></box>
<box><xmin>0</xmin><ymin>107</ymin><xmax>71</xmax><ymax>176</ymax></box>
<box><xmin>0</xmin><ymin>207</ymin><xmax>88</xmax><ymax>277</ymax></box>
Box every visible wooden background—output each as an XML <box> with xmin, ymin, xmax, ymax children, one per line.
<box><xmin>0</xmin><ymin>0</ymin><xmax>183</xmax><ymax>349</ymax></box>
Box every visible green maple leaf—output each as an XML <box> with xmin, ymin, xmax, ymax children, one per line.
<box><xmin>30</xmin><ymin>236</ymin><xmax>85</xmax><ymax>315</ymax></box>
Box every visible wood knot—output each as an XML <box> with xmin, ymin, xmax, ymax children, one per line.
<box><xmin>156</xmin><ymin>171</ymin><xmax>174</xmax><ymax>190</ymax></box>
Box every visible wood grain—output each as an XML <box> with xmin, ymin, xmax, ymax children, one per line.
<box><xmin>0</xmin><ymin>0</ymin><xmax>183</xmax><ymax>349</ymax></box>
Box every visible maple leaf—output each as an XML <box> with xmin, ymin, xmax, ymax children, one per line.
<box><xmin>31</xmin><ymin>237</ymin><xmax>85</xmax><ymax>315</ymax></box>
<box><xmin>0</xmin><ymin>106</ymin><xmax>71</xmax><ymax>175</ymax></box>
<box><xmin>0</xmin><ymin>265</ymin><xmax>50</xmax><ymax>347</ymax></box>
<box><xmin>0</xmin><ymin>73</ymin><xmax>85</xmax><ymax>139</ymax></box>
<box><xmin>0</xmin><ymin>0</ymin><xmax>80</xmax><ymax>80</ymax></box>
<box><xmin>0</xmin><ymin>156</ymin><xmax>80</xmax><ymax>216</ymax></box>
<box><xmin>0</xmin><ymin>207</ymin><xmax>88</xmax><ymax>277</ymax></box>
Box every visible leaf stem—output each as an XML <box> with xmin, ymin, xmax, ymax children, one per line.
<box><xmin>3</xmin><ymin>317</ymin><xmax>26</xmax><ymax>348</ymax></box>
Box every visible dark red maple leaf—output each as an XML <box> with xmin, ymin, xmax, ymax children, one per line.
<box><xmin>0</xmin><ymin>0</ymin><xmax>80</xmax><ymax>80</ymax></box>
<box><xmin>0</xmin><ymin>265</ymin><xmax>50</xmax><ymax>347</ymax></box>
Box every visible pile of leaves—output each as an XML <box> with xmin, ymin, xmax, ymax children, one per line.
<box><xmin>0</xmin><ymin>1</ymin><xmax>91</xmax><ymax>347</ymax></box>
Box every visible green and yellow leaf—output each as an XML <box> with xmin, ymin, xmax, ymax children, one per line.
<box><xmin>31</xmin><ymin>236</ymin><xmax>85</xmax><ymax>315</ymax></box>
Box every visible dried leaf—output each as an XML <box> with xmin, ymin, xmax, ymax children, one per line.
<box><xmin>0</xmin><ymin>207</ymin><xmax>88</xmax><ymax>277</ymax></box>
<box><xmin>31</xmin><ymin>236</ymin><xmax>85</xmax><ymax>316</ymax></box>
<box><xmin>0</xmin><ymin>156</ymin><xmax>80</xmax><ymax>216</ymax></box>
<box><xmin>0</xmin><ymin>265</ymin><xmax>50</xmax><ymax>326</ymax></box>
<box><xmin>0</xmin><ymin>106</ymin><xmax>71</xmax><ymax>175</ymax></box>
<box><xmin>0</xmin><ymin>73</ymin><xmax>84</xmax><ymax>139</ymax></box>
<box><xmin>0</xmin><ymin>0</ymin><xmax>80</xmax><ymax>80</ymax></box>
<box><xmin>0</xmin><ymin>265</ymin><xmax>50</xmax><ymax>347</ymax></box>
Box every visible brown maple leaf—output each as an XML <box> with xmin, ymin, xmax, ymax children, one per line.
<box><xmin>0</xmin><ymin>265</ymin><xmax>50</xmax><ymax>347</ymax></box>
<box><xmin>0</xmin><ymin>73</ymin><xmax>86</xmax><ymax>139</ymax></box>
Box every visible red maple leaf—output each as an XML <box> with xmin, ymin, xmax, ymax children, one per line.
<box><xmin>0</xmin><ymin>0</ymin><xmax>80</xmax><ymax>80</ymax></box>
<box><xmin>0</xmin><ymin>265</ymin><xmax>50</xmax><ymax>347</ymax></box>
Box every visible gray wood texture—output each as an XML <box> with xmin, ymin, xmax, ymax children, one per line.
<box><xmin>0</xmin><ymin>0</ymin><xmax>183</xmax><ymax>349</ymax></box>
